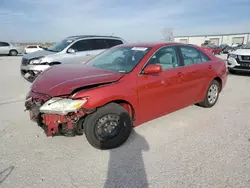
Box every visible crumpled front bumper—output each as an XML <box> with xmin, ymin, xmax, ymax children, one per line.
<box><xmin>25</xmin><ymin>91</ymin><xmax>94</xmax><ymax>137</ymax></box>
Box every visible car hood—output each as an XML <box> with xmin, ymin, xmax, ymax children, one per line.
<box><xmin>31</xmin><ymin>64</ymin><xmax>124</xmax><ymax>96</ymax></box>
<box><xmin>23</xmin><ymin>49</ymin><xmax>56</xmax><ymax>59</ymax></box>
<box><xmin>231</xmin><ymin>49</ymin><xmax>250</xmax><ymax>55</ymax></box>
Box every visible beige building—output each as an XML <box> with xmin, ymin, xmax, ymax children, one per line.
<box><xmin>174</xmin><ymin>32</ymin><xmax>250</xmax><ymax>46</ymax></box>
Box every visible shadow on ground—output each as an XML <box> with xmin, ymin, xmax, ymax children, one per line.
<box><xmin>103</xmin><ymin>130</ymin><xmax>150</xmax><ymax>188</ymax></box>
<box><xmin>0</xmin><ymin>165</ymin><xmax>15</xmax><ymax>184</ymax></box>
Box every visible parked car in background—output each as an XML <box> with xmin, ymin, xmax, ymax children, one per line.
<box><xmin>202</xmin><ymin>45</ymin><xmax>222</xmax><ymax>55</ymax></box>
<box><xmin>0</xmin><ymin>41</ymin><xmax>24</xmax><ymax>56</ymax></box>
<box><xmin>219</xmin><ymin>44</ymin><xmax>234</xmax><ymax>54</ymax></box>
<box><xmin>20</xmin><ymin>35</ymin><xmax>126</xmax><ymax>82</ymax></box>
<box><xmin>227</xmin><ymin>43</ymin><xmax>250</xmax><ymax>74</ymax></box>
<box><xmin>25</xmin><ymin>42</ymin><xmax>227</xmax><ymax>150</ymax></box>
<box><xmin>24</xmin><ymin>45</ymin><xmax>44</xmax><ymax>54</ymax></box>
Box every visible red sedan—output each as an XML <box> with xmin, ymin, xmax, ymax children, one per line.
<box><xmin>202</xmin><ymin>45</ymin><xmax>223</xmax><ymax>55</ymax></box>
<box><xmin>25</xmin><ymin>42</ymin><xmax>227</xmax><ymax>150</ymax></box>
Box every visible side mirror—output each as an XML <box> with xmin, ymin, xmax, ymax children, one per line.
<box><xmin>143</xmin><ymin>64</ymin><xmax>162</xmax><ymax>74</ymax></box>
<box><xmin>67</xmin><ymin>48</ymin><xmax>75</xmax><ymax>53</ymax></box>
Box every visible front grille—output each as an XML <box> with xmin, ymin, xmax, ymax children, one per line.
<box><xmin>22</xmin><ymin>58</ymin><xmax>29</xmax><ymax>65</ymax></box>
<box><xmin>241</xmin><ymin>56</ymin><xmax>250</xmax><ymax>61</ymax></box>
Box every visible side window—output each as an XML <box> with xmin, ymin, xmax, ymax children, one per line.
<box><xmin>148</xmin><ymin>46</ymin><xmax>180</xmax><ymax>70</ymax></box>
<box><xmin>0</xmin><ymin>42</ymin><xmax>10</xmax><ymax>47</ymax></box>
<box><xmin>180</xmin><ymin>46</ymin><xmax>202</xmax><ymax>65</ymax></box>
<box><xmin>70</xmin><ymin>39</ymin><xmax>92</xmax><ymax>52</ymax></box>
<box><xmin>27</xmin><ymin>46</ymin><xmax>37</xmax><ymax>48</ymax></box>
<box><xmin>200</xmin><ymin>52</ymin><xmax>211</xmax><ymax>62</ymax></box>
<box><xmin>106</xmin><ymin>39</ymin><xmax>123</xmax><ymax>48</ymax></box>
<box><xmin>91</xmin><ymin>39</ymin><xmax>108</xmax><ymax>50</ymax></box>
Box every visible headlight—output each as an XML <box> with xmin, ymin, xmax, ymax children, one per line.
<box><xmin>39</xmin><ymin>97</ymin><xmax>88</xmax><ymax>115</ymax></box>
<box><xmin>229</xmin><ymin>54</ymin><xmax>237</xmax><ymax>59</ymax></box>
<box><xmin>30</xmin><ymin>57</ymin><xmax>45</xmax><ymax>65</ymax></box>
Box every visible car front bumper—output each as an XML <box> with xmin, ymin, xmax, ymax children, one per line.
<box><xmin>25</xmin><ymin>91</ymin><xmax>94</xmax><ymax>137</ymax></box>
<box><xmin>20</xmin><ymin>64</ymin><xmax>50</xmax><ymax>82</ymax></box>
<box><xmin>227</xmin><ymin>57</ymin><xmax>250</xmax><ymax>72</ymax></box>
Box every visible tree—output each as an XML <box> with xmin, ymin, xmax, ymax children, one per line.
<box><xmin>162</xmin><ymin>28</ymin><xmax>174</xmax><ymax>42</ymax></box>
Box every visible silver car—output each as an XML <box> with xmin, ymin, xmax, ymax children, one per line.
<box><xmin>0</xmin><ymin>41</ymin><xmax>24</xmax><ymax>56</ymax></box>
<box><xmin>20</xmin><ymin>35</ymin><xmax>126</xmax><ymax>82</ymax></box>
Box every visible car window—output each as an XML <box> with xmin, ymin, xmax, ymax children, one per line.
<box><xmin>200</xmin><ymin>52</ymin><xmax>211</xmax><ymax>62</ymax></box>
<box><xmin>27</xmin><ymin>46</ymin><xmax>37</xmax><ymax>48</ymax></box>
<box><xmin>0</xmin><ymin>42</ymin><xmax>10</xmax><ymax>47</ymax></box>
<box><xmin>87</xmin><ymin>46</ymin><xmax>152</xmax><ymax>73</ymax></box>
<box><xmin>91</xmin><ymin>39</ymin><xmax>108</xmax><ymax>50</ymax></box>
<box><xmin>106</xmin><ymin>39</ymin><xmax>123</xmax><ymax>48</ymax></box>
<box><xmin>147</xmin><ymin>46</ymin><xmax>180</xmax><ymax>70</ymax></box>
<box><xmin>180</xmin><ymin>46</ymin><xmax>203</xmax><ymax>65</ymax></box>
<box><xmin>70</xmin><ymin>39</ymin><xmax>92</xmax><ymax>52</ymax></box>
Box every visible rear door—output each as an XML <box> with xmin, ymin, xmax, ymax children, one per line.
<box><xmin>178</xmin><ymin>45</ymin><xmax>212</xmax><ymax>104</ymax></box>
<box><xmin>0</xmin><ymin>42</ymin><xmax>10</xmax><ymax>54</ymax></box>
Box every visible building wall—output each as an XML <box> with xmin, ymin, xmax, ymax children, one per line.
<box><xmin>174</xmin><ymin>33</ymin><xmax>250</xmax><ymax>46</ymax></box>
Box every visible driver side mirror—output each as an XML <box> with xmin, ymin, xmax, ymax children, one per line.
<box><xmin>143</xmin><ymin>64</ymin><xmax>162</xmax><ymax>75</ymax></box>
<box><xmin>67</xmin><ymin>48</ymin><xmax>76</xmax><ymax>54</ymax></box>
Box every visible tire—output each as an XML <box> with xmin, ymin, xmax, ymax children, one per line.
<box><xmin>9</xmin><ymin>50</ymin><xmax>18</xmax><ymax>56</ymax></box>
<box><xmin>83</xmin><ymin>103</ymin><xmax>133</xmax><ymax>150</ymax></box>
<box><xmin>228</xmin><ymin>69</ymin><xmax>236</xmax><ymax>74</ymax></box>
<box><xmin>199</xmin><ymin>80</ymin><xmax>220</xmax><ymax>108</ymax></box>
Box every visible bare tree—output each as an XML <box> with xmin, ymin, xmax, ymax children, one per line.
<box><xmin>162</xmin><ymin>28</ymin><xmax>174</xmax><ymax>42</ymax></box>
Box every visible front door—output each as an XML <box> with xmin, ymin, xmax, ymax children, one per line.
<box><xmin>137</xmin><ymin>45</ymin><xmax>187</xmax><ymax>123</ymax></box>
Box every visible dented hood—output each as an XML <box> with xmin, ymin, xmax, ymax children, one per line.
<box><xmin>31</xmin><ymin>64</ymin><xmax>123</xmax><ymax>96</ymax></box>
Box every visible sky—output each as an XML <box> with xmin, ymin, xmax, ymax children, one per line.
<box><xmin>0</xmin><ymin>0</ymin><xmax>250</xmax><ymax>42</ymax></box>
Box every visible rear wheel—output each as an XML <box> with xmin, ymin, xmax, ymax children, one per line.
<box><xmin>9</xmin><ymin>50</ymin><xmax>18</xmax><ymax>56</ymax></box>
<box><xmin>199</xmin><ymin>80</ymin><xmax>220</xmax><ymax>108</ymax></box>
<box><xmin>83</xmin><ymin>103</ymin><xmax>133</xmax><ymax>150</ymax></box>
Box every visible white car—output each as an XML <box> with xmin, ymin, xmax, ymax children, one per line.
<box><xmin>227</xmin><ymin>43</ymin><xmax>250</xmax><ymax>74</ymax></box>
<box><xmin>24</xmin><ymin>45</ymin><xmax>44</xmax><ymax>54</ymax></box>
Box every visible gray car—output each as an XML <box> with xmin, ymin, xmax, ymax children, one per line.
<box><xmin>20</xmin><ymin>35</ymin><xmax>126</xmax><ymax>82</ymax></box>
<box><xmin>0</xmin><ymin>41</ymin><xmax>24</xmax><ymax>56</ymax></box>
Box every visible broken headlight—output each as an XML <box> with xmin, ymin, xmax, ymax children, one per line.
<box><xmin>39</xmin><ymin>97</ymin><xmax>88</xmax><ymax>115</ymax></box>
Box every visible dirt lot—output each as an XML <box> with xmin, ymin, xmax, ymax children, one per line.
<box><xmin>0</xmin><ymin>55</ymin><xmax>250</xmax><ymax>188</ymax></box>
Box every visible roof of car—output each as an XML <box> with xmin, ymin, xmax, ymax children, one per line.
<box><xmin>119</xmin><ymin>42</ymin><xmax>188</xmax><ymax>48</ymax></box>
<box><xmin>66</xmin><ymin>35</ymin><xmax>124</xmax><ymax>40</ymax></box>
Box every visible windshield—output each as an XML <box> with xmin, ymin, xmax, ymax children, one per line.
<box><xmin>241</xmin><ymin>43</ymin><xmax>250</xmax><ymax>49</ymax></box>
<box><xmin>47</xmin><ymin>39</ymin><xmax>75</xmax><ymax>52</ymax></box>
<box><xmin>87</xmin><ymin>46</ymin><xmax>152</xmax><ymax>73</ymax></box>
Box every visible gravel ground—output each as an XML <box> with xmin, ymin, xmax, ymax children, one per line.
<box><xmin>0</xmin><ymin>55</ymin><xmax>250</xmax><ymax>188</ymax></box>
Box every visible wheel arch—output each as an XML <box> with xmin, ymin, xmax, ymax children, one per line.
<box><xmin>104</xmin><ymin>99</ymin><xmax>136</xmax><ymax>123</ymax></box>
<box><xmin>213</xmin><ymin>76</ymin><xmax>222</xmax><ymax>92</ymax></box>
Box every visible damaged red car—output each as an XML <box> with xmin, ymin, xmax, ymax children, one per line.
<box><xmin>25</xmin><ymin>42</ymin><xmax>227</xmax><ymax>150</ymax></box>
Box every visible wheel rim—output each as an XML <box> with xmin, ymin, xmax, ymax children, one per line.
<box><xmin>207</xmin><ymin>84</ymin><xmax>218</xmax><ymax>104</ymax></box>
<box><xmin>94</xmin><ymin>114</ymin><xmax>121</xmax><ymax>141</ymax></box>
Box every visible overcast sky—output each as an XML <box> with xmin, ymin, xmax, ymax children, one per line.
<box><xmin>1</xmin><ymin>0</ymin><xmax>250</xmax><ymax>42</ymax></box>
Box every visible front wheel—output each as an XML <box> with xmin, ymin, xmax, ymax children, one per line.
<box><xmin>198</xmin><ymin>80</ymin><xmax>220</xmax><ymax>108</ymax></box>
<box><xmin>9</xmin><ymin>50</ymin><xmax>18</xmax><ymax>56</ymax></box>
<box><xmin>83</xmin><ymin>103</ymin><xmax>133</xmax><ymax>150</ymax></box>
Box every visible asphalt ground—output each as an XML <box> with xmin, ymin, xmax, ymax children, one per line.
<box><xmin>0</xmin><ymin>55</ymin><xmax>250</xmax><ymax>188</ymax></box>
